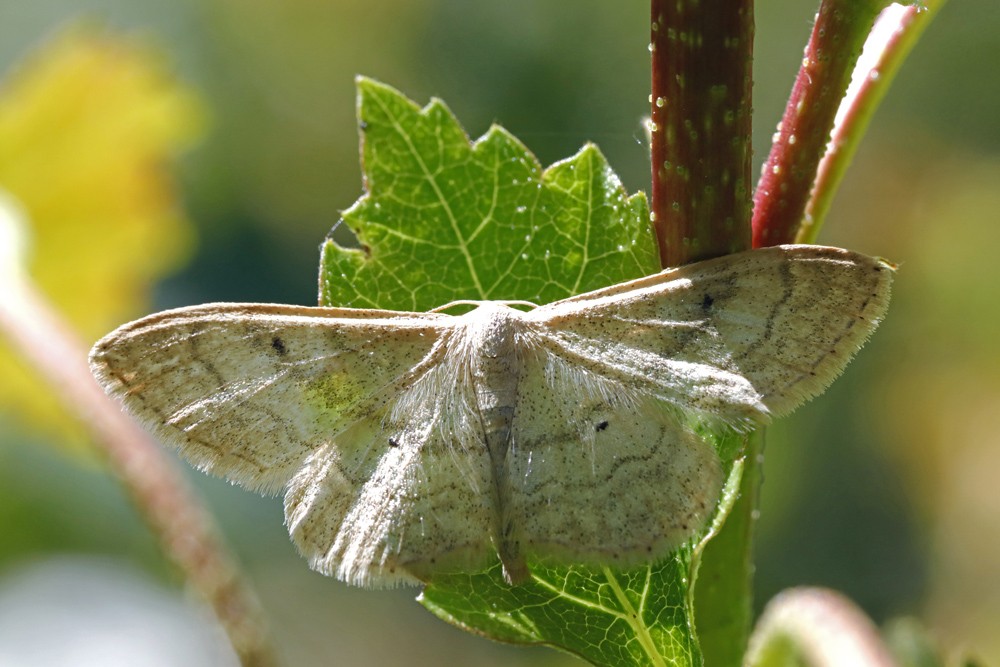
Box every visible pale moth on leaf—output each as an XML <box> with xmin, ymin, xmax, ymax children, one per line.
<box><xmin>90</xmin><ymin>244</ymin><xmax>893</xmax><ymax>587</ymax></box>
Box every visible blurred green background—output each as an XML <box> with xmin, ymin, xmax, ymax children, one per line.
<box><xmin>1</xmin><ymin>0</ymin><xmax>998</xmax><ymax>665</ymax></box>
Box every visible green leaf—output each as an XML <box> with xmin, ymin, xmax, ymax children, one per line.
<box><xmin>319</xmin><ymin>78</ymin><xmax>740</xmax><ymax>667</ymax></box>
<box><xmin>421</xmin><ymin>554</ymin><xmax>699</xmax><ymax>666</ymax></box>
<box><xmin>320</xmin><ymin>77</ymin><xmax>658</xmax><ymax>309</ymax></box>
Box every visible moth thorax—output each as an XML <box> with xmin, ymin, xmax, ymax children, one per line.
<box><xmin>467</xmin><ymin>304</ymin><xmax>521</xmax><ymax>451</ymax></box>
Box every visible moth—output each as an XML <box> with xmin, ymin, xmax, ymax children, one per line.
<box><xmin>89</xmin><ymin>244</ymin><xmax>893</xmax><ymax>587</ymax></box>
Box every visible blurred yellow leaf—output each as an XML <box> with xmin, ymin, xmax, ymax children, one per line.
<box><xmin>0</xmin><ymin>27</ymin><xmax>204</xmax><ymax>448</ymax></box>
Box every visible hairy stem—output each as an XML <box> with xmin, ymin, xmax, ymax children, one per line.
<box><xmin>649</xmin><ymin>0</ymin><xmax>754</xmax><ymax>267</ymax></box>
<box><xmin>650</xmin><ymin>1</ymin><xmax>757</xmax><ymax>664</ymax></box>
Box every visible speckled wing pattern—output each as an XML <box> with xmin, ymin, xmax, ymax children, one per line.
<box><xmin>504</xmin><ymin>244</ymin><xmax>892</xmax><ymax>573</ymax></box>
<box><xmin>528</xmin><ymin>243</ymin><xmax>893</xmax><ymax>421</ymax></box>
<box><xmin>89</xmin><ymin>244</ymin><xmax>893</xmax><ymax>587</ymax></box>
<box><xmin>89</xmin><ymin>303</ymin><xmax>493</xmax><ymax>585</ymax></box>
<box><xmin>90</xmin><ymin>304</ymin><xmax>454</xmax><ymax>494</ymax></box>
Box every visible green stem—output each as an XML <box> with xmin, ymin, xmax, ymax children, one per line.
<box><xmin>694</xmin><ymin>431</ymin><xmax>763</xmax><ymax>667</ymax></box>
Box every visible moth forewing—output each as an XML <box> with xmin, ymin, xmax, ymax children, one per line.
<box><xmin>88</xmin><ymin>303</ymin><xmax>452</xmax><ymax>493</ymax></box>
<box><xmin>528</xmin><ymin>244</ymin><xmax>894</xmax><ymax>423</ymax></box>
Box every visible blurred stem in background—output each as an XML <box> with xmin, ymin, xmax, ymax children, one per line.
<box><xmin>0</xmin><ymin>192</ymin><xmax>278</xmax><ymax>667</ymax></box>
<box><xmin>745</xmin><ymin>588</ymin><xmax>899</xmax><ymax>667</ymax></box>
<box><xmin>0</xmin><ymin>31</ymin><xmax>279</xmax><ymax>666</ymax></box>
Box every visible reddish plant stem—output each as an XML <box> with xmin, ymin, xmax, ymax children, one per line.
<box><xmin>649</xmin><ymin>3</ymin><xmax>756</xmax><ymax>665</ymax></box>
<box><xmin>0</xmin><ymin>273</ymin><xmax>278</xmax><ymax>667</ymax></box>
<box><xmin>799</xmin><ymin>2</ymin><xmax>937</xmax><ymax>243</ymax></box>
<box><xmin>752</xmin><ymin>0</ymin><xmax>887</xmax><ymax>248</ymax></box>
<box><xmin>649</xmin><ymin>0</ymin><xmax>754</xmax><ymax>268</ymax></box>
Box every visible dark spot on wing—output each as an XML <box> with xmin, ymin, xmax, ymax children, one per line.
<box><xmin>271</xmin><ymin>336</ymin><xmax>287</xmax><ymax>356</ymax></box>
<box><xmin>388</xmin><ymin>437</ymin><xmax>400</xmax><ymax>448</ymax></box>
<box><xmin>595</xmin><ymin>420</ymin><xmax>609</xmax><ymax>432</ymax></box>
<box><xmin>701</xmin><ymin>293</ymin><xmax>714</xmax><ymax>310</ymax></box>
